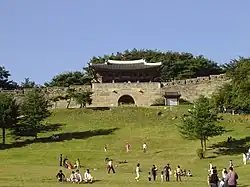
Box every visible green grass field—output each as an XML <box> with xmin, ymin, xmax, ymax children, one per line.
<box><xmin>0</xmin><ymin>106</ymin><xmax>249</xmax><ymax>187</ymax></box>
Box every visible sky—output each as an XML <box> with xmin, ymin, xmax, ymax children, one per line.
<box><xmin>0</xmin><ymin>0</ymin><xmax>249</xmax><ymax>84</ymax></box>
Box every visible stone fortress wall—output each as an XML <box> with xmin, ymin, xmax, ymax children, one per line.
<box><xmin>6</xmin><ymin>74</ymin><xmax>229</xmax><ymax>108</ymax></box>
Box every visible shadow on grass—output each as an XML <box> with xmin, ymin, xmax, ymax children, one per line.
<box><xmin>1</xmin><ymin>127</ymin><xmax>119</xmax><ymax>150</ymax></box>
<box><xmin>13</xmin><ymin>123</ymin><xmax>65</xmax><ymax>138</ymax></box>
<box><xmin>210</xmin><ymin>136</ymin><xmax>250</xmax><ymax>155</ymax></box>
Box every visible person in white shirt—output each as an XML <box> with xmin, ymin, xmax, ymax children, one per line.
<box><xmin>221</xmin><ymin>168</ymin><xmax>227</xmax><ymax>179</ymax></box>
<box><xmin>143</xmin><ymin>143</ymin><xmax>147</xmax><ymax>153</ymax></box>
<box><xmin>75</xmin><ymin>170</ymin><xmax>82</xmax><ymax>183</ymax></box>
<box><xmin>209</xmin><ymin>162</ymin><xmax>213</xmax><ymax>174</ymax></box>
<box><xmin>135</xmin><ymin>163</ymin><xmax>141</xmax><ymax>181</ymax></box>
<box><xmin>107</xmin><ymin>159</ymin><xmax>115</xmax><ymax>174</ymax></box>
<box><xmin>243</xmin><ymin>153</ymin><xmax>247</xmax><ymax>165</ymax></box>
<box><xmin>84</xmin><ymin>169</ymin><xmax>93</xmax><ymax>183</ymax></box>
<box><xmin>68</xmin><ymin>171</ymin><xmax>77</xmax><ymax>183</ymax></box>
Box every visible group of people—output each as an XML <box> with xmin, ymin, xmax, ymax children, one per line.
<box><xmin>55</xmin><ymin>144</ymin><xmax>244</xmax><ymax>186</ymax></box>
<box><xmin>59</xmin><ymin>154</ymin><xmax>80</xmax><ymax>169</ymax></box>
<box><xmin>207</xmin><ymin>162</ymin><xmax>238</xmax><ymax>187</ymax></box>
<box><xmin>135</xmin><ymin>163</ymin><xmax>192</xmax><ymax>182</ymax></box>
<box><xmin>56</xmin><ymin>169</ymin><xmax>93</xmax><ymax>183</ymax></box>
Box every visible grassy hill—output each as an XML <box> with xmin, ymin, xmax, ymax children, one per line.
<box><xmin>0</xmin><ymin>106</ymin><xmax>249</xmax><ymax>187</ymax></box>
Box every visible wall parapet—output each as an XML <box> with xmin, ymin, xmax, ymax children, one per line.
<box><xmin>161</xmin><ymin>74</ymin><xmax>229</xmax><ymax>87</ymax></box>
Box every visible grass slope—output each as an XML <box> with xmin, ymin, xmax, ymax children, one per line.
<box><xmin>0</xmin><ymin>106</ymin><xmax>250</xmax><ymax>187</ymax></box>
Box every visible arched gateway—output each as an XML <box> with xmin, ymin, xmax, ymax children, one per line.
<box><xmin>118</xmin><ymin>95</ymin><xmax>135</xmax><ymax>105</ymax></box>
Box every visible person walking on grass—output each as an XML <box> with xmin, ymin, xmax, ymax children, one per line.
<box><xmin>107</xmin><ymin>159</ymin><xmax>115</xmax><ymax>174</ymax></box>
<box><xmin>142</xmin><ymin>142</ymin><xmax>147</xmax><ymax>153</ymax></box>
<box><xmin>226</xmin><ymin>167</ymin><xmax>238</xmax><ymax>187</ymax></box>
<box><xmin>135</xmin><ymin>163</ymin><xmax>141</xmax><ymax>181</ymax></box>
<box><xmin>59</xmin><ymin>154</ymin><xmax>63</xmax><ymax>167</ymax></box>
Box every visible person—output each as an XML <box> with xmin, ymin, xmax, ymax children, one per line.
<box><xmin>229</xmin><ymin>160</ymin><xmax>233</xmax><ymax>168</ymax></box>
<box><xmin>151</xmin><ymin>165</ymin><xmax>158</xmax><ymax>181</ymax></box>
<box><xmin>208</xmin><ymin>169</ymin><xmax>219</xmax><ymax>187</ymax></box>
<box><xmin>59</xmin><ymin>154</ymin><xmax>63</xmax><ymax>167</ymax></box>
<box><xmin>63</xmin><ymin>156</ymin><xmax>68</xmax><ymax>168</ymax></box>
<box><xmin>67</xmin><ymin>162</ymin><xmax>73</xmax><ymax>169</ymax></box>
<box><xmin>187</xmin><ymin>170</ymin><xmax>192</xmax><ymax>177</ymax></box>
<box><xmin>135</xmin><ymin>163</ymin><xmax>140</xmax><ymax>181</ymax></box>
<box><xmin>75</xmin><ymin>169</ymin><xmax>82</xmax><ymax>183</ymax></box>
<box><xmin>242</xmin><ymin>153</ymin><xmax>247</xmax><ymax>165</ymax></box>
<box><xmin>69</xmin><ymin>171</ymin><xmax>77</xmax><ymax>183</ymax></box>
<box><xmin>160</xmin><ymin>171</ymin><xmax>164</xmax><ymax>182</ymax></box>
<box><xmin>107</xmin><ymin>159</ymin><xmax>115</xmax><ymax>174</ymax></box>
<box><xmin>84</xmin><ymin>169</ymin><xmax>93</xmax><ymax>183</ymax></box>
<box><xmin>222</xmin><ymin>168</ymin><xmax>227</xmax><ymax>180</ymax></box>
<box><xmin>126</xmin><ymin>143</ymin><xmax>130</xmax><ymax>152</ymax></box>
<box><xmin>164</xmin><ymin>163</ymin><xmax>171</xmax><ymax>181</ymax></box>
<box><xmin>104</xmin><ymin>145</ymin><xmax>107</xmax><ymax>152</ymax></box>
<box><xmin>148</xmin><ymin>172</ymin><xmax>152</xmax><ymax>182</ymax></box>
<box><xmin>176</xmin><ymin>165</ymin><xmax>182</xmax><ymax>182</ymax></box>
<box><xmin>56</xmin><ymin>170</ymin><xmax>65</xmax><ymax>182</ymax></box>
<box><xmin>142</xmin><ymin>142</ymin><xmax>147</xmax><ymax>153</ymax></box>
<box><xmin>209</xmin><ymin>162</ymin><xmax>213</xmax><ymax>174</ymax></box>
<box><xmin>226</xmin><ymin>167</ymin><xmax>238</xmax><ymax>187</ymax></box>
<box><xmin>74</xmin><ymin>159</ymin><xmax>80</xmax><ymax>169</ymax></box>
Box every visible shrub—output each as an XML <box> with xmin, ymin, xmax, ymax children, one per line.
<box><xmin>196</xmin><ymin>148</ymin><xmax>204</xmax><ymax>159</ymax></box>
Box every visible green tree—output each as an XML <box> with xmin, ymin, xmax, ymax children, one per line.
<box><xmin>213</xmin><ymin>57</ymin><xmax>250</xmax><ymax>111</ymax></box>
<box><xmin>21</xmin><ymin>77</ymin><xmax>36</xmax><ymax>88</ymax></box>
<box><xmin>0</xmin><ymin>93</ymin><xmax>19</xmax><ymax>146</ymax></box>
<box><xmin>177</xmin><ymin>95</ymin><xmax>224</xmax><ymax>154</ymax></box>
<box><xmin>60</xmin><ymin>88</ymin><xmax>77</xmax><ymax>109</ymax></box>
<box><xmin>0</xmin><ymin>66</ymin><xmax>18</xmax><ymax>90</ymax></box>
<box><xmin>74</xmin><ymin>91</ymin><xmax>93</xmax><ymax>108</ymax></box>
<box><xmin>44</xmin><ymin>71</ymin><xmax>92</xmax><ymax>87</ymax></box>
<box><xmin>50</xmin><ymin>95</ymin><xmax>64</xmax><ymax>109</ymax></box>
<box><xmin>19</xmin><ymin>88</ymin><xmax>51</xmax><ymax>138</ymax></box>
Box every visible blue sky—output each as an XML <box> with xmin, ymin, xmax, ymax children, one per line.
<box><xmin>0</xmin><ymin>0</ymin><xmax>249</xmax><ymax>84</ymax></box>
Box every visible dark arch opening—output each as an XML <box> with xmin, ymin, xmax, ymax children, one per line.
<box><xmin>118</xmin><ymin>95</ymin><xmax>135</xmax><ymax>106</ymax></box>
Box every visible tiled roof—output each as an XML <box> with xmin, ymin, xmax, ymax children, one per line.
<box><xmin>91</xmin><ymin>63</ymin><xmax>161</xmax><ymax>71</ymax></box>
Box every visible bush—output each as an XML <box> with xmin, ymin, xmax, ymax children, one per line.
<box><xmin>196</xmin><ymin>148</ymin><xmax>204</xmax><ymax>159</ymax></box>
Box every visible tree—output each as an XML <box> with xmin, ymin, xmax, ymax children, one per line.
<box><xmin>74</xmin><ymin>91</ymin><xmax>93</xmax><ymax>108</ymax></box>
<box><xmin>21</xmin><ymin>77</ymin><xmax>36</xmax><ymax>88</ymax></box>
<box><xmin>60</xmin><ymin>88</ymin><xmax>77</xmax><ymax>109</ymax></box>
<box><xmin>0</xmin><ymin>66</ymin><xmax>18</xmax><ymax>90</ymax></box>
<box><xmin>0</xmin><ymin>93</ymin><xmax>19</xmax><ymax>146</ymax></box>
<box><xmin>44</xmin><ymin>71</ymin><xmax>92</xmax><ymax>87</ymax></box>
<box><xmin>19</xmin><ymin>88</ymin><xmax>51</xmax><ymax>138</ymax></box>
<box><xmin>213</xmin><ymin>57</ymin><xmax>250</xmax><ymax>111</ymax></box>
<box><xmin>50</xmin><ymin>95</ymin><xmax>64</xmax><ymax>109</ymax></box>
<box><xmin>177</xmin><ymin>95</ymin><xmax>224</xmax><ymax>154</ymax></box>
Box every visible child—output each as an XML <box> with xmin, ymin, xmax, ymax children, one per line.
<box><xmin>160</xmin><ymin>171</ymin><xmax>164</xmax><ymax>182</ymax></box>
<box><xmin>229</xmin><ymin>160</ymin><xmax>233</xmax><ymax>168</ymax></box>
<box><xmin>148</xmin><ymin>172</ymin><xmax>152</xmax><ymax>182</ymax></box>
<box><xmin>104</xmin><ymin>145</ymin><xmax>107</xmax><ymax>152</ymax></box>
<box><xmin>187</xmin><ymin>170</ymin><xmax>192</xmax><ymax>177</ymax></box>
<box><xmin>56</xmin><ymin>170</ymin><xmax>65</xmax><ymax>182</ymax></box>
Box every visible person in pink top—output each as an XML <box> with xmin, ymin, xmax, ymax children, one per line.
<box><xmin>226</xmin><ymin>167</ymin><xmax>238</xmax><ymax>187</ymax></box>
